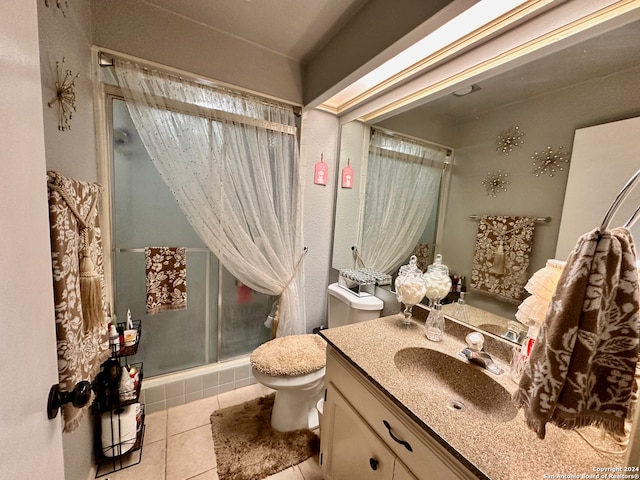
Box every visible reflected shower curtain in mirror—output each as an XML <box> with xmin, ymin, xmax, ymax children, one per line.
<box><xmin>359</xmin><ymin>129</ymin><xmax>447</xmax><ymax>274</ymax></box>
<box><xmin>113</xmin><ymin>60</ymin><xmax>306</xmax><ymax>336</ymax></box>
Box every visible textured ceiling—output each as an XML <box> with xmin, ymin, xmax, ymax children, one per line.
<box><xmin>411</xmin><ymin>19</ymin><xmax>640</xmax><ymax>122</ymax></box>
<box><xmin>141</xmin><ymin>0</ymin><xmax>368</xmax><ymax>62</ymax></box>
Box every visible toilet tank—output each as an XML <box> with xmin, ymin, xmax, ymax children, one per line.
<box><xmin>327</xmin><ymin>283</ymin><xmax>384</xmax><ymax>328</ymax></box>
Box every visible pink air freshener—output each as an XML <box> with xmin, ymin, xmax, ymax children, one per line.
<box><xmin>342</xmin><ymin>158</ymin><xmax>354</xmax><ymax>188</ymax></box>
<box><xmin>314</xmin><ymin>154</ymin><xmax>328</xmax><ymax>186</ymax></box>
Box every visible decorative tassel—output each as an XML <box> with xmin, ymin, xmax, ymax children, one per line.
<box><xmin>270</xmin><ymin>301</ymin><xmax>280</xmax><ymax>339</ymax></box>
<box><xmin>490</xmin><ymin>238</ymin><xmax>506</xmax><ymax>275</ymax></box>
<box><xmin>79</xmin><ymin>243</ymin><xmax>104</xmax><ymax>331</ymax></box>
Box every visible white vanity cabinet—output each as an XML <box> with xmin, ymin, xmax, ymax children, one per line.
<box><xmin>324</xmin><ymin>384</ymin><xmax>397</xmax><ymax>479</ymax></box>
<box><xmin>320</xmin><ymin>346</ymin><xmax>477</xmax><ymax>480</ymax></box>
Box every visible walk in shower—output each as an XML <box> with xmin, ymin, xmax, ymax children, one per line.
<box><xmin>110</xmin><ymin>97</ymin><xmax>273</xmax><ymax>382</ymax></box>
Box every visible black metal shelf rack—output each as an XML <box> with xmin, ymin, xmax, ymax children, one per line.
<box><xmin>93</xmin><ymin>320</ymin><xmax>146</xmax><ymax>478</ymax></box>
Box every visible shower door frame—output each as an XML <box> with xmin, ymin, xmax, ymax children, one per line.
<box><xmin>103</xmin><ymin>88</ymin><xmax>227</xmax><ymax>365</ymax></box>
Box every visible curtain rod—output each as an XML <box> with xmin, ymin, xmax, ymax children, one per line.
<box><xmin>469</xmin><ymin>214</ymin><xmax>551</xmax><ymax>223</ymax></box>
<box><xmin>371</xmin><ymin>126</ymin><xmax>453</xmax><ymax>156</ymax></box>
<box><xmin>95</xmin><ymin>48</ymin><xmax>302</xmax><ymax>113</ymax></box>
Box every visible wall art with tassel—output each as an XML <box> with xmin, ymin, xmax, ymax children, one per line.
<box><xmin>47</xmin><ymin>171</ymin><xmax>110</xmax><ymax>432</ymax></box>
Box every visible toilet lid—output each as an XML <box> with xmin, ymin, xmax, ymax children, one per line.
<box><xmin>250</xmin><ymin>334</ymin><xmax>326</xmax><ymax>376</ymax></box>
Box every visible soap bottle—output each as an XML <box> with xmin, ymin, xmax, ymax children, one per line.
<box><xmin>108</xmin><ymin>323</ymin><xmax>120</xmax><ymax>353</ymax></box>
<box><xmin>126</xmin><ymin>308</ymin><xmax>134</xmax><ymax>330</ymax></box>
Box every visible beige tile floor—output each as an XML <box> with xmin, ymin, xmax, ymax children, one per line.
<box><xmin>99</xmin><ymin>384</ymin><xmax>323</xmax><ymax>480</ymax></box>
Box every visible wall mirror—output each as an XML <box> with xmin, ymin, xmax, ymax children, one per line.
<box><xmin>332</xmin><ymin>15</ymin><xmax>640</xmax><ymax>345</ymax></box>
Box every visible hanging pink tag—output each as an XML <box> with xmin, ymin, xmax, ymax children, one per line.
<box><xmin>342</xmin><ymin>159</ymin><xmax>354</xmax><ymax>188</ymax></box>
<box><xmin>314</xmin><ymin>154</ymin><xmax>328</xmax><ymax>186</ymax></box>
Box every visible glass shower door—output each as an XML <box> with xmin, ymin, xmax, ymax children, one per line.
<box><xmin>111</xmin><ymin>97</ymin><xmax>272</xmax><ymax>376</ymax></box>
<box><xmin>218</xmin><ymin>267</ymin><xmax>275</xmax><ymax>360</ymax></box>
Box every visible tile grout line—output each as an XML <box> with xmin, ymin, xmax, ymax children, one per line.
<box><xmin>164</xmin><ymin>410</ymin><xmax>169</xmax><ymax>480</ymax></box>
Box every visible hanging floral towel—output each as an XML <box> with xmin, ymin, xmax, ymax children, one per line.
<box><xmin>145</xmin><ymin>247</ymin><xmax>187</xmax><ymax>315</ymax></box>
<box><xmin>411</xmin><ymin>243</ymin><xmax>433</xmax><ymax>272</ymax></box>
<box><xmin>47</xmin><ymin>171</ymin><xmax>110</xmax><ymax>432</ymax></box>
<box><xmin>514</xmin><ymin>227</ymin><xmax>640</xmax><ymax>439</ymax></box>
<box><xmin>469</xmin><ymin>215</ymin><xmax>536</xmax><ymax>304</ymax></box>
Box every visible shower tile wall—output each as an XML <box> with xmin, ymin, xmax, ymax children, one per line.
<box><xmin>141</xmin><ymin>360</ymin><xmax>257</xmax><ymax>413</ymax></box>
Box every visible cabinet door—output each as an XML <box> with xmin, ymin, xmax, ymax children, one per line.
<box><xmin>323</xmin><ymin>383</ymin><xmax>395</xmax><ymax>480</ymax></box>
<box><xmin>326</xmin><ymin>348</ymin><xmax>477</xmax><ymax>480</ymax></box>
<box><xmin>394</xmin><ymin>459</ymin><xmax>418</xmax><ymax>480</ymax></box>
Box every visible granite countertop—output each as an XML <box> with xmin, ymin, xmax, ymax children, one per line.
<box><xmin>320</xmin><ymin>314</ymin><xmax>626</xmax><ymax>480</ymax></box>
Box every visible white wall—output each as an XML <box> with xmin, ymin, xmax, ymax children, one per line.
<box><xmin>556</xmin><ymin>117</ymin><xmax>640</xmax><ymax>259</ymax></box>
<box><xmin>39</xmin><ymin>0</ymin><xmax>96</xmax><ymax>180</ymax></box>
<box><xmin>332</xmin><ymin>121</ymin><xmax>368</xmax><ymax>269</ymax></box>
<box><xmin>91</xmin><ymin>0</ymin><xmax>303</xmax><ymax>104</ymax></box>
<box><xmin>300</xmin><ymin>109</ymin><xmax>342</xmax><ymax>331</ymax></box>
<box><xmin>0</xmin><ymin>1</ymin><xmax>64</xmax><ymax>479</ymax></box>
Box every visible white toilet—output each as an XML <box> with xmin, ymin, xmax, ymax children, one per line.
<box><xmin>327</xmin><ymin>282</ymin><xmax>384</xmax><ymax>327</ymax></box>
<box><xmin>250</xmin><ymin>283</ymin><xmax>383</xmax><ymax>432</ymax></box>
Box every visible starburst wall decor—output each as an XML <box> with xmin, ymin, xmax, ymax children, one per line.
<box><xmin>47</xmin><ymin>58</ymin><xmax>80</xmax><ymax>131</ymax></box>
<box><xmin>482</xmin><ymin>170</ymin><xmax>510</xmax><ymax>197</ymax></box>
<box><xmin>531</xmin><ymin>145</ymin><xmax>570</xmax><ymax>177</ymax></box>
<box><xmin>496</xmin><ymin>126</ymin><xmax>524</xmax><ymax>155</ymax></box>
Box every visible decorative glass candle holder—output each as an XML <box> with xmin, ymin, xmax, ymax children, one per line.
<box><xmin>425</xmin><ymin>303</ymin><xmax>445</xmax><ymax>341</ymax></box>
<box><xmin>423</xmin><ymin>254</ymin><xmax>452</xmax><ymax>341</ymax></box>
<box><xmin>422</xmin><ymin>254</ymin><xmax>452</xmax><ymax>306</ymax></box>
<box><xmin>395</xmin><ymin>255</ymin><xmax>426</xmax><ymax>327</ymax></box>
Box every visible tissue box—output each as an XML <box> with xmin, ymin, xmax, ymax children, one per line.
<box><xmin>338</xmin><ymin>268</ymin><xmax>393</xmax><ymax>296</ymax></box>
<box><xmin>338</xmin><ymin>276</ymin><xmax>375</xmax><ymax>296</ymax></box>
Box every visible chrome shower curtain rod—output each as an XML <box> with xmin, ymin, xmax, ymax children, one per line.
<box><xmin>370</xmin><ymin>126</ymin><xmax>453</xmax><ymax>156</ymax></box>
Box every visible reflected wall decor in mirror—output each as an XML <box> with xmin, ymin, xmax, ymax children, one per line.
<box><xmin>332</xmin><ymin>14</ymin><xmax>640</xmax><ymax>345</ymax></box>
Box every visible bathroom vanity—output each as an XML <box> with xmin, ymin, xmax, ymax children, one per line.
<box><xmin>319</xmin><ymin>314</ymin><xmax>624</xmax><ymax>480</ymax></box>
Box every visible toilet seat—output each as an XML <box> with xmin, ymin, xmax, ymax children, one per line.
<box><xmin>250</xmin><ymin>334</ymin><xmax>326</xmax><ymax>376</ymax></box>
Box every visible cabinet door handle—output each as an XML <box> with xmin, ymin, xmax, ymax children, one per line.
<box><xmin>383</xmin><ymin>420</ymin><xmax>413</xmax><ymax>452</ymax></box>
<box><xmin>369</xmin><ymin>457</ymin><xmax>379</xmax><ymax>471</ymax></box>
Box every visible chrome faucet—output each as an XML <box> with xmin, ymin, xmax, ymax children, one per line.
<box><xmin>458</xmin><ymin>332</ymin><xmax>504</xmax><ymax>375</ymax></box>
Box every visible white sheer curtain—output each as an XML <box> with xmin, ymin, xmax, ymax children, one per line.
<box><xmin>113</xmin><ymin>59</ymin><xmax>306</xmax><ymax>336</ymax></box>
<box><xmin>358</xmin><ymin>129</ymin><xmax>447</xmax><ymax>274</ymax></box>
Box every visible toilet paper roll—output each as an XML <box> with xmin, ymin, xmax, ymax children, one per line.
<box><xmin>101</xmin><ymin>403</ymin><xmax>138</xmax><ymax>457</ymax></box>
